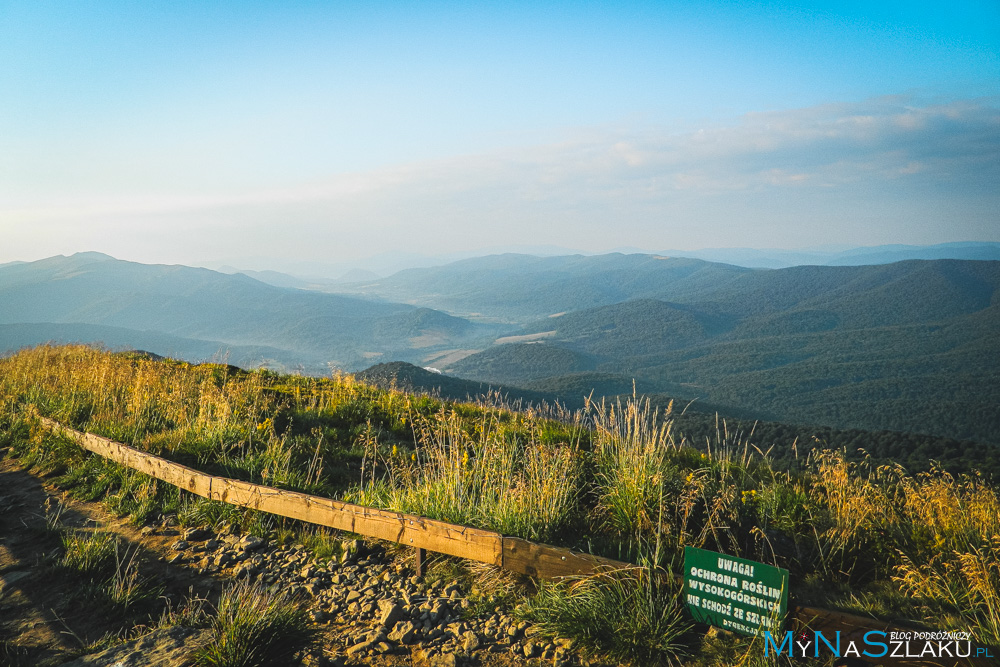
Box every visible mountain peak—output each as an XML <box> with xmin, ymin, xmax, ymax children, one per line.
<box><xmin>69</xmin><ymin>251</ymin><xmax>116</xmax><ymax>262</ymax></box>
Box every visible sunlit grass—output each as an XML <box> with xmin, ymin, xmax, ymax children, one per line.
<box><xmin>348</xmin><ymin>405</ymin><xmax>583</xmax><ymax>542</ymax></box>
<box><xmin>3</xmin><ymin>344</ymin><xmax>998</xmax><ymax>660</ymax></box>
<box><xmin>193</xmin><ymin>581</ymin><xmax>317</xmax><ymax>667</ymax></box>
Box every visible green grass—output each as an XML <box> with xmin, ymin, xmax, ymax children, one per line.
<box><xmin>58</xmin><ymin>529</ymin><xmax>162</xmax><ymax>613</ymax></box>
<box><xmin>60</xmin><ymin>530</ymin><xmax>118</xmax><ymax>574</ymax></box>
<box><xmin>3</xmin><ymin>344</ymin><xmax>999</xmax><ymax>663</ymax></box>
<box><xmin>275</xmin><ymin>525</ymin><xmax>347</xmax><ymax>562</ymax></box>
<box><xmin>346</xmin><ymin>405</ymin><xmax>584</xmax><ymax>543</ymax></box>
<box><xmin>519</xmin><ymin>567</ymin><xmax>692</xmax><ymax>666</ymax></box>
<box><xmin>193</xmin><ymin>582</ymin><xmax>317</xmax><ymax>667</ymax></box>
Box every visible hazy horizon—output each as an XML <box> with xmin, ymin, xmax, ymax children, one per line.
<box><xmin>7</xmin><ymin>240</ymin><xmax>1000</xmax><ymax>282</ymax></box>
<box><xmin>3</xmin><ymin>2</ymin><xmax>998</xmax><ymax>268</ymax></box>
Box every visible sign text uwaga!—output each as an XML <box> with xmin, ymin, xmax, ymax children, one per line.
<box><xmin>684</xmin><ymin>546</ymin><xmax>789</xmax><ymax>637</ymax></box>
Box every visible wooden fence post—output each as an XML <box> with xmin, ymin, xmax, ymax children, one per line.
<box><xmin>414</xmin><ymin>547</ymin><xmax>426</xmax><ymax>577</ymax></box>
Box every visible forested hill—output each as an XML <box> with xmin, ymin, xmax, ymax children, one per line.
<box><xmin>3</xmin><ymin>252</ymin><xmax>996</xmax><ymax>446</ymax></box>
<box><xmin>353</xmin><ymin>361</ymin><xmax>1000</xmax><ymax>482</ymax></box>
<box><xmin>391</xmin><ymin>256</ymin><xmax>1000</xmax><ymax>444</ymax></box>
<box><xmin>353</xmin><ymin>361</ymin><xmax>553</xmax><ymax>406</ymax></box>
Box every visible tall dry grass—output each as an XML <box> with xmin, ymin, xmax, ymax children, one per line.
<box><xmin>893</xmin><ymin>469</ymin><xmax>1000</xmax><ymax>644</ymax></box>
<box><xmin>3</xmin><ymin>344</ymin><xmax>998</xmax><ymax>654</ymax></box>
<box><xmin>588</xmin><ymin>397</ymin><xmax>771</xmax><ymax>564</ymax></box>
<box><xmin>0</xmin><ymin>344</ymin><xmax>270</xmax><ymax>447</ymax></box>
<box><xmin>806</xmin><ymin>450</ymin><xmax>1000</xmax><ymax>643</ymax></box>
<box><xmin>349</xmin><ymin>404</ymin><xmax>583</xmax><ymax>543</ymax></box>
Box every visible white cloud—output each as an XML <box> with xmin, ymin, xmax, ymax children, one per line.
<box><xmin>3</xmin><ymin>96</ymin><xmax>998</xmax><ymax>264</ymax></box>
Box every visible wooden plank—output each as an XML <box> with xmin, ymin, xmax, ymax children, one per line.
<box><xmin>43</xmin><ymin>417</ymin><xmax>502</xmax><ymax>566</ymax></box>
<box><xmin>42</xmin><ymin>418</ymin><xmax>213</xmax><ymax>498</ymax></box>
<box><xmin>44</xmin><ymin>419</ymin><xmax>118</xmax><ymax>460</ymax></box>
<box><xmin>140</xmin><ymin>457</ymin><xmax>212</xmax><ymax>498</ymax></box>
<box><xmin>36</xmin><ymin>417</ymin><xmax>995</xmax><ymax>666</ymax></box>
<box><xmin>502</xmin><ymin>537</ymin><xmax>631</xmax><ymax>579</ymax></box>
<box><xmin>99</xmin><ymin>434</ymin><xmax>213</xmax><ymax>498</ymax></box>
<box><xmin>209</xmin><ymin>476</ymin><xmax>271</xmax><ymax>509</ymax></box>
<box><xmin>209</xmin><ymin>477</ymin><xmax>503</xmax><ymax>566</ymax></box>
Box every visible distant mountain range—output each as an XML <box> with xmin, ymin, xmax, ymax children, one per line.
<box><xmin>331</xmin><ymin>253</ymin><xmax>752</xmax><ymax>322</ymax></box>
<box><xmin>651</xmin><ymin>241</ymin><xmax>1000</xmax><ymax>269</ymax></box>
<box><xmin>199</xmin><ymin>241</ymin><xmax>1000</xmax><ymax>282</ymax></box>
<box><xmin>2</xmin><ymin>248</ymin><xmax>998</xmax><ymax>444</ymax></box>
<box><xmin>0</xmin><ymin>252</ymin><xmax>509</xmax><ymax>373</ymax></box>
<box><xmin>332</xmin><ymin>253</ymin><xmax>1000</xmax><ymax>442</ymax></box>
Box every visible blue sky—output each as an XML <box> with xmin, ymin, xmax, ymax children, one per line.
<box><xmin>1</xmin><ymin>1</ymin><xmax>997</xmax><ymax>272</ymax></box>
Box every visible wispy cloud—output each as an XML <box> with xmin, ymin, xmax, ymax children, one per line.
<box><xmin>489</xmin><ymin>97</ymin><xmax>1000</xmax><ymax>194</ymax></box>
<box><xmin>267</xmin><ymin>96</ymin><xmax>998</xmax><ymax>205</ymax></box>
<box><xmin>3</xmin><ymin>96</ymin><xmax>998</xmax><ymax>263</ymax></box>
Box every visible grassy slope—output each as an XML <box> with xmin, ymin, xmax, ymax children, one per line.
<box><xmin>1</xmin><ymin>345</ymin><xmax>997</xmax><ymax>664</ymax></box>
<box><xmin>357</xmin><ymin>361</ymin><xmax>1000</xmax><ymax>480</ymax></box>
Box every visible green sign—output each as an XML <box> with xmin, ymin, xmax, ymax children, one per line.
<box><xmin>683</xmin><ymin>546</ymin><xmax>789</xmax><ymax>637</ymax></box>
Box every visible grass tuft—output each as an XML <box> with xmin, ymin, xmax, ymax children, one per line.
<box><xmin>60</xmin><ymin>530</ymin><xmax>118</xmax><ymax>574</ymax></box>
<box><xmin>348</xmin><ymin>405</ymin><xmax>583</xmax><ymax>543</ymax></box>
<box><xmin>520</xmin><ymin>566</ymin><xmax>691</xmax><ymax>666</ymax></box>
<box><xmin>193</xmin><ymin>581</ymin><xmax>317</xmax><ymax>667</ymax></box>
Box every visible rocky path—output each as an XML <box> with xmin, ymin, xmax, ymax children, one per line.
<box><xmin>159</xmin><ymin>520</ymin><xmax>580</xmax><ymax>666</ymax></box>
<box><xmin>0</xmin><ymin>457</ymin><xmax>602</xmax><ymax>667</ymax></box>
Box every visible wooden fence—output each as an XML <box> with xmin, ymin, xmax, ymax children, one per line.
<box><xmin>37</xmin><ymin>417</ymin><xmax>624</xmax><ymax>578</ymax></box>
<box><xmin>38</xmin><ymin>417</ymin><xmax>993</xmax><ymax>666</ymax></box>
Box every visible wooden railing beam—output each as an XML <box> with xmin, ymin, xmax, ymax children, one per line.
<box><xmin>36</xmin><ymin>417</ymin><xmax>993</xmax><ymax>666</ymax></box>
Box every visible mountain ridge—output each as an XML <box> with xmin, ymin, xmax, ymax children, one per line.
<box><xmin>0</xmin><ymin>253</ymin><xmax>509</xmax><ymax>373</ymax></box>
<box><xmin>2</xmin><ymin>251</ymin><xmax>996</xmax><ymax>443</ymax></box>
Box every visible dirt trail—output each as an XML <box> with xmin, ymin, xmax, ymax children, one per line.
<box><xmin>0</xmin><ymin>457</ymin><xmax>590</xmax><ymax>667</ymax></box>
<box><xmin>0</xmin><ymin>459</ymin><xmax>77</xmax><ymax>665</ymax></box>
<box><xmin>0</xmin><ymin>457</ymin><xmax>225</xmax><ymax>665</ymax></box>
